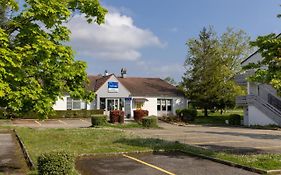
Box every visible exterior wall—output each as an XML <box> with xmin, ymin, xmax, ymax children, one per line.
<box><xmin>53</xmin><ymin>95</ymin><xmax>89</xmax><ymax>110</ymax></box>
<box><xmin>173</xmin><ymin>97</ymin><xmax>187</xmax><ymax>114</ymax></box>
<box><xmin>132</xmin><ymin>97</ymin><xmax>158</xmax><ymax>116</ymax></box>
<box><xmin>96</xmin><ymin>75</ymin><xmax>130</xmax><ymax>109</ymax></box>
<box><xmin>131</xmin><ymin>96</ymin><xmax>187</xmax><ymax>117</ymax></box>
<box><xmin>247</xmin><ymin>105</ymin><xmax>278</xmax><ymax>126</ymax></box>
<box><xmin>53</xmin><ymin>96</ymin><xmax>68</xmax><ymax>110</ymax></box>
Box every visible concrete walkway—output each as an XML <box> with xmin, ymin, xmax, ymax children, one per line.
<box><xmin>128</xmin><ymin>121</ymin><xmax>281</xmax><ymax>154</ymax></box>
<box><xmin>0</xmin><ymin>132</ymin><xmax>27</xmax><ymax>174</ymax></box>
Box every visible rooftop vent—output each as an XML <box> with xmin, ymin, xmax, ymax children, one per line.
<box><xmin>121</xmin><ymin>68</ymin><xmax>127</xmax><ymax>78</ymax></box>
<box><xmin>104</xmin><ymin>70</ymin><xmax>109</xmax><ymax>76</ymax></box>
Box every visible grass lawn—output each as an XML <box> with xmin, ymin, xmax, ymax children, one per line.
<box><xmin>16</xmin><ymin>127</ymin><xmax>281</xmax><ymax>171</ymax></box>
<box><xmin>191</xmin><ymin>109</ymin><xmax>244</xmax><ymax>125</ymax></box>
<box><xmin>15</xmin><ymin>127</ymin><xmax>150</xmax><ymax>166</ymax></box>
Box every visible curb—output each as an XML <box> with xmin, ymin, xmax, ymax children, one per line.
<box><xmin>13</xmin><ymin>129</ymin><xmax>35</xmax><ymax>170</ymax></box>
<box><xmin>178</xmin><ymin>149</ymin><xmax>266</xmax><ymax>174</ymax></box>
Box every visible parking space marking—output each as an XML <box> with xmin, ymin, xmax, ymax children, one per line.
<box><xmin>190</xmin><ymin>140</ymin><xmax>245</xmax><ymax>145</ymax></box>
<box><xmin>123</xmin><ymin>154</ymin><xmax>176</xmax><ymax>175</ymax></box>
<box><xmin>58</xmin><ymin>120</ymin><xmax>68</xmax><ymax>125</ymax></box>
<box><xmin>80</xmin><ymin>119</ymin><xmax>91</xmax><ymax>124</ymax></box>
<box><xmin>34</xmin><ymin>120</ymin><xmax>42</xmax><ymax>126</ymax></box>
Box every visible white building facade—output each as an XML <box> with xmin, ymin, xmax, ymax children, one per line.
<box><xmin>53</xmin><ymin>74</ymin><xmax>187</xmax><ymax>118</ymax></box>
<box><xmin>236</xmin><ymin>52</ymin><xmax>281</xmax><ymax>126</ymax></box>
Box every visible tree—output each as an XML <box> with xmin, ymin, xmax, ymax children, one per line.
<box><xmin>0</xmin><ymin>0</ymin><xmax>107</xmax><ymax>118</ymax></box>
<box><xmin>182</xmin><ymin>27</ymin><xmax>249</xmax><ymax>116</ymax></box>
<box><xmin>244</xmin><ymin>33</ymin><xmax>281</xmax><ymax>94</ymax></box>
<box><xmin>164</xmin><ymin>77</ymin><xmax>177</xmax><ymax>86</ymax></box>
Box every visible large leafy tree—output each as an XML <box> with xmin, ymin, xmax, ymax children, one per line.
<box><xmin>182</xmin><ymin>27</ymin><xmax>250</xmax><ymax>116</ymax></box>
<box><xmin>0</xmin><ymin>0</ymin><xmax>107</xmax><ymax>118</ymax></box>
<box><xmin>244</xmin><ymin>33</ymin><xmax>281</xmax><ymax>94</ymax></box>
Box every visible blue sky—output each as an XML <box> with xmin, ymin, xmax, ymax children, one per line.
<box><xmin>67</xmin><ymin>0</ymin><xmax>281</xmax><ymax>82</ymax></box>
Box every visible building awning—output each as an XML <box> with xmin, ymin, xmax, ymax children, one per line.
<box><xmin>133</xmin><ymin>98</ymin><xmax>148</xmax><ymax>103</ymax></box>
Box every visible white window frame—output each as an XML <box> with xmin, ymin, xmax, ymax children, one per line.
<box><xmin>67</xmin><ymin>97</ymin><xmax>82</xmax><ymax>110</ymax></box>
<box><xmin>157</xmin><ymin>99</ymin><xmax>172</xmax><ymax>112</ymax></box>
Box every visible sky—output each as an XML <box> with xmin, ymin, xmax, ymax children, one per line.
<box><xmin>66</xmin><ymin>0</ymin><xmax>281</xmax><ymax>82</ymax></box>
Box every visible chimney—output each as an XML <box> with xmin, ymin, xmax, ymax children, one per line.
<box><xmin>121</xmin><ymin>68</ymin><xmax>127</xmax><ymax>78</ymax></box>
<box><xmin>104</xmin><ymin>70</ymin><xmax>109</xmax><ymax>76</ymax></box>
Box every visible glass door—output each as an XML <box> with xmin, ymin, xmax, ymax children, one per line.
<box><xmin>106</xmin><ymin>99</ymin><xmax>119</xmax><ymax>111</ymax></box>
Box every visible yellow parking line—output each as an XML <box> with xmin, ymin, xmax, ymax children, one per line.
<box><xmin>190</xmin><ymin>140</ymin><xmax>244</xmax><ymax>145</ymax></box>
<box><xmin>58</xmin><ymin>120</ymin><xmax>68</xmax><ymax>125</ymax></box>
<box><xmin>123</xmin><ymin>154</ymin><xmax>176</xmax><ymax>175</ymax></box>
<box><xmin>34</xmin><ymin>120</ymin><xmax>41</xmax><ymax>126</ymax></box>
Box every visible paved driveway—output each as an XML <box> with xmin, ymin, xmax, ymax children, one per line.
<box><xmin>128</xmin><ymin>122</ymin><xmax>281</xmax><ymax>154</ymax></box>
<box><xmin>0</xmin><ymin>131</ymin><xmax>27</xmax><ymax>174</ymax></box>
<box><xmin>76</xmin><ymin>152</ymin><xmax>258</xmax><ymax>175</ymax></box>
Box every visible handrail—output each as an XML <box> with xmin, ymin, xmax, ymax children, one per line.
<box><xmin>248</xmin><ymin>94</ymin><xmax>281</xmax><ymax>116</ymax></box>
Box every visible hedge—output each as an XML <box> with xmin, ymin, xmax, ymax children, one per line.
<box><xmin>109</xmin><ymin>110</ymin><xmax>125</xmax><ymax>124</ymax></box>
<box><xmin>37</xmin><ymin>151</ymin><xmax>75</xmax><ymax>175</ymax></box>
<box><xmin>133</xmin><ymin>110</ymin><xmax>149</xmax><ymax>122</ymax></box>
<box><xmin>0</xmin><ymin>109</ymin><xmax>104</xmax><ymax>119</ymax></box>
<box><xmin>142</xmin><ymin>116</ymin><xmax>158</xmax><ymax>128</ymax></box>
<box><xmin>91</xmin><ymin>115</ymin><xmax>108</xmax><ymax>126</ymax></box>
<box><xmin>228</xmin><ymin>114</ymin><xmax>242</xmax><ymax>125</ymax></box>
<box><xmin>176</xmin><ymin>108</ymin><xmax>197</xmax><ymax>122</ymax></box>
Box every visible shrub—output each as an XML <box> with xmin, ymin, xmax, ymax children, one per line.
<box><xmin>133</xmin><ymin>110</ymin><xmax>149</xmax><ymax>122</ymax></box>
<box><xmin>177</xmin><ymin>108</ymin><xmax>197</xmax><ymax>122</ymax></box>
<box><xmin>228</xmin><ymin>114</ymin><xmax>242</xmax><ymax>125</ymax></box>
<box><xmin>109</xmin><ymin>110</ymin><xmax>125</xmax><ymax>124</ymax></box>
<box><xmin>91</xmin><ymin>115</ymin><xmax>107</xmax><ymax>126</ymax></box>
<box><xmin>142</xmin><ymin>116</ymin><xmax>158</xmax><ymax>128</ymax></box>
<box><xmin>37</xmin><ymin>151</ymin><xmax>74</xmax><ymax>175</ymax></box>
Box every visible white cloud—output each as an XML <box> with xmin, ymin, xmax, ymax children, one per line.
<box><xmin>66</xmin><ymin>12</ymin><xmax>165</xmax><ymax>61</ymax></box>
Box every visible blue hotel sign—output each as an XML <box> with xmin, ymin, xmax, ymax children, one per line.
<box><xmin>108</xmin><ymin>82</ymin><xmax>119</xmax><ymax>93</ymax></box>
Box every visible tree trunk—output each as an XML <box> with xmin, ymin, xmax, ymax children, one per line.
<box><xmin>204</xmin><ymin>107</ymin><xmax>208</xmax><ymax>117</ymax></box>
<box><xmin>220</xmin><ymin>109</ymin><xmax>223</xmax><ymax>115</ymax></box>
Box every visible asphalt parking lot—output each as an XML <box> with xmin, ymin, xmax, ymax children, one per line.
<box><xmin>76</xmin><ymin>152</ymin><xmax>258</xmax><ymax>175</ymax></box>
<box><xmin>129</xmin><ymin>122</ymin><xmax>281</xmax><ymax>154</ymax></box>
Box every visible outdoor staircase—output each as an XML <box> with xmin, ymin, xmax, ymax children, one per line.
<box><xmin>236</xmin><ymin>84</ymin><xmax>281</xmax><ymax>125</ymax></box>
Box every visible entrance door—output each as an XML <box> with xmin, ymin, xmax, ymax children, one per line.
<box><xmin>106</xmin><ymin>99</ymin><xmax>119</xmax><ymax>111</ymax></box>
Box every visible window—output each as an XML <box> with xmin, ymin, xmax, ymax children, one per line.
<box><xmin>167</xmin><ymin>100</ymin><xmax>172</xmax><ymax>111</ymax></box>
<box><xmin>157</xmin><ymin>100</ymin><xmax>161</xmax><ymax>111</ymax></box>
<box><xmin>100</xmin><ymin>98</ymin><xmax>105</xmax><ymax>110</ymax></box>
<box><xmin>67</xmin><ymin>97</ymin><xmax>82</xmax><ymax>110</ymax></box>
<box><xmin>161</xmin><ymin>99</ymin><xmax>166</xmax><ymax>111</ymax></box>
<box><xmin>157</xmin><ymin>99</ymin><xmax>172</xmax><ymax>112</ymax></box>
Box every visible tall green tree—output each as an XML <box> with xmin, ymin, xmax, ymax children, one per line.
<box><xmin>0</xmin><ymin>0</ymin><xmax>107</xmax><ymax>118</ymax></box>
<box><xmin>182</xmin><ymin>27</ymin><xmax>250</xmax><ymax>116</ymax></box>
<box><xmin>244</xmin><ymin>33</ymin><xmax>281</xmax><ymax>94</ymax></box>
<box><xmin>164</xmin><ymin>77</ymin><xmax>177</xmax><ymax>86</ymax></box>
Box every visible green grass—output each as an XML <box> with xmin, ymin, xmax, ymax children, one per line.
<box><xmin>16</xmin><ymin>127</ymin><xmax>281</xmax><ymax>171</ymax></box>
<box><xmin>103</xmin><ymin>122</ymin><xmax>143</xmax><ymax>129</ymax></box>
<box><xmin>191</xmin><ymin>109</ymin><xmax>243</xmax><ymax>125</ymax></box>
<box><xmin>15</xmin><ymin>127</ymin><xmax>151</xmax><ymax>166</ymax></box>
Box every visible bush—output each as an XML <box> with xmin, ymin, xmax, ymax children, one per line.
<box><xmin>228</xmin><ymin>114</ymin><xmax>242</xmax><ymax>125</ymax></box>
<box><xmin>177</xmin><ymin>108</ymin><xmax>197</xmax><ymax>122</ymax></box>
<box><xmin>109</xmin><ymin>110</ymin><xmax>125</xmax><ymax>124</ymax></box>
<box><xmin>133</xmin><ymin>110</ymin><xmax>149</xmax><ymax>122</ymax></box>
<box><xmin>37</xmin><ymin>151</ymin><xmax>74</xmax><ymax>175</ymax></box>
<box><xmin>142</xmin><ymin>116</ymin><xmax>158</xmax><ymax>128</ymax></box>
<box><xmin>91</xmin><ymin>115</ymin><xmax>107</xmax><ymax>126</ymax></box>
